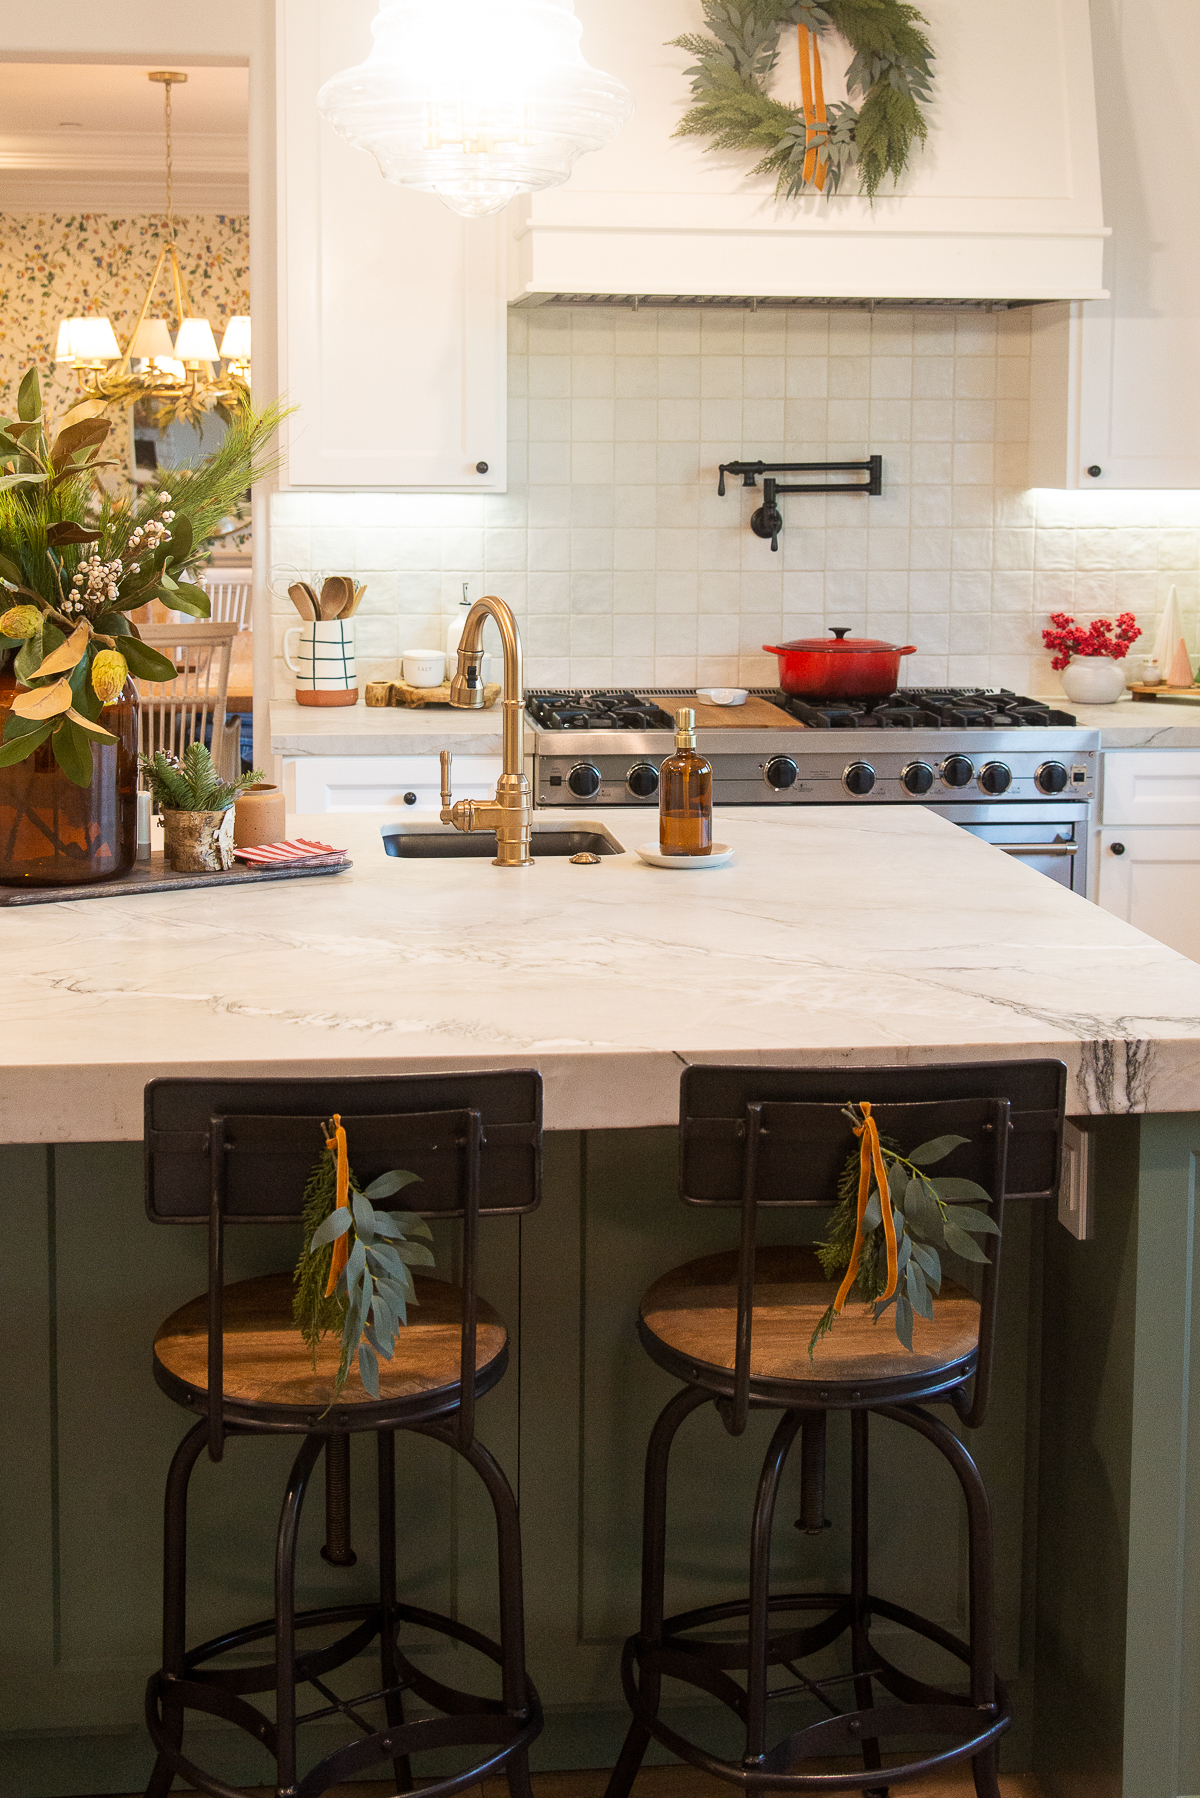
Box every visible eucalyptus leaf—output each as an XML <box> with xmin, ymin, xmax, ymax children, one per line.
<box><xmin>908</xmin><ymin>1134</ymin><xmax>970</xmax><ymax>1167</ymax></box>
<box><xmin>941</xmin><ymin>1203</ymin><xmax>999</xmax><ymax>1237</ymax></box>
<box><xmin>909</xmin><ymin>1239</ymin><xmax>942</xmax><ymax>1291</ymax></box>
<box><xmin>863</xmin><ymin>1188</ymin><xmax>882</xmax><ymax>1231</ymax></box>
<box><xmin>345</xmin><ymin>1236</ymin><xmax>367</xmax><ymax>1292</ymax></box>
<box><xmin>357</xmin><ymin>1343</ymin><xmax>380</xmax><ymax>1399</ymax></box>
<box><xmin>365</xmin><ymin>1169</ymin><xmax>422</xmax><ymax>1200</ymax></box>
<box><xmin>906</xmin><ymin>1258</ymin><xmax>933</xmax><ymax>1320</ymax></box>
<box><xmin>894</xmin><ymin>1293</ymin><xmax>914</xmax><ymax>1351</ymax></box>
<box><xmin>387</xmin><ymin>1210</ymin><xmax>432</xmax><ymax>1239</ymax></box>
<box><xmin>894</xmin><ymin>1229</ymin><xmax>912</xmax><ymax>1274</ymax></box>
<box><xmin>930</xmin><ymin>1177</ymin><xmax>994</xmax><ymax>1208</ymax></box>
<box><xmin>310</xmin><ymin>1206</ymin><xmax>353</xmax><ymax>1249</ymax></box>
<box><xmin>943</xmin><ymin>1222</ymin><xmax>992</xmax><ymax>1265</ymax></box>
<box><xmin>903</xmin><ymin>1175</ymin><xmax>943</xmax><ymax>1241</ymax></box>
<box><xmin>351</xmin><ymin>1190</ymin><xmax>378</xmax><ymax>1240</ymax></box>
<box><xmin>396</xmin><ymin>1241</ymin><xmax>435</xmax><ymax>1267</ymax></box>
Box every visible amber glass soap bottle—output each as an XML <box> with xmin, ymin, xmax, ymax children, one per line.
<box><xmin>658</xmin><ymin>706</ymin><xmax>712</xmax><ymax>856</ymax></box>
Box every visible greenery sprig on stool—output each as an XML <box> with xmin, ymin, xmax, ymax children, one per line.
<box><xmin>809</xmin><ymin>1102</ymin><xmax>998</xmax><ymax>1356</ymax></box>
<box><xmin>294</xmin><ymin>1116</ymin><xmax>435</xmax><ymax>1402</ymax></box>
<box><xmin>671</xmin><ymin>0</ymin><xmax>934</xmax><ymax>201</ymax></box>
<box><xmin>139</xmin><ymin>741</ymin><xmax>263</xmax><ymax>813</ymax></box>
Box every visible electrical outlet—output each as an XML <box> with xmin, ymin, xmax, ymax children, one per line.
<box><xmin>1059</xmin><ymin>1120</ymin><xmax>1093</xmax><ymax>1241</ymax></box>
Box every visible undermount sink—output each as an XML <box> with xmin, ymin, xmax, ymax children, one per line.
<box><xmin>382</xmin><ymin>825</ymin><xmax>624</xmax><ymax>860</ymax></box>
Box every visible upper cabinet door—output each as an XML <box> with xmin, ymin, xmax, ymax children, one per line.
<box><xmin>1029</xmin><ymin>0</ymin><xmax>1200</xmax><ymax>488</ymax></box>
<box><xmin>278</xmin><ymin>0</ymin><xmax>507</xmax><ymax>490</ymax></box>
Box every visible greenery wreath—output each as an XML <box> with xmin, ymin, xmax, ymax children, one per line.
<box><xmin>670</xmin><ymin>0</ymin><xmax>935</xmax><ymax>201</ymax></box>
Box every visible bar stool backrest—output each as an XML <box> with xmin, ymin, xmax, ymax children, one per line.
<box><xmin>144</xmin><ymin>1070</ymin><xmax>542</xmax><ymax>1456</ymax></box>
<box><xmin>677</xmin><ymin>1059</ymin><xmax>1067</xmax><ymax>1433</ymax></box>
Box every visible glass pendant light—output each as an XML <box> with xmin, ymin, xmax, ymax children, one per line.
<box><xmin>316</xmin><ymin>0</ymin><xmax>634</xmax><ymax>219</ymax></box>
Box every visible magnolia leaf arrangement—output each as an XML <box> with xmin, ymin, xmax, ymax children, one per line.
<box><xmin>671</xmin><ymin>0</ymin><xmax>934</xmax><ymax>201</ymax></box>
<box><xmin>140</xmin><ymin>742</ymin><xmax>264</xmax><ymax>814</ymax></box>
<box><xmin>810</xmin><ymin>1102</ymin><xmax>998</xmax><ymax>1356</ymax></box>
<box><xmin>294</xmin><ymin>1116</ymin><xmax>435</xmax><ymax>1402</ymax></box>
<box><xmin>0</xmin><ymin>365</ymin><xmax>285</xmax><ymax>787</ymax></box>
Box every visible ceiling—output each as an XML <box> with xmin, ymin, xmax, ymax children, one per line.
<box><xmin>0</xmin><ymin>63</ymin><xmax>249</xmax><ymax>211</ymax></box>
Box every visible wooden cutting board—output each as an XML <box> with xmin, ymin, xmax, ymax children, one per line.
<box><xmin>1130</xmin><ymin>683</ymin><xmax>1200</xmax><ymax>704</ymax></box>
<box><xmin>366</xmin><ymin>679</ymin><xmax>502</xmax><ymax>709</ymax></box>
<box><xmin>654</xmin><ymin>694</ymin><xmax>807</xmax><ymax>730</ymax></box>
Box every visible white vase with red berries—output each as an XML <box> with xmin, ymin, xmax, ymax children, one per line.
<box><xmin>1042</xmin><ymin>612</ymin><xmax>1141</xmax><ymax>706</ymax></box>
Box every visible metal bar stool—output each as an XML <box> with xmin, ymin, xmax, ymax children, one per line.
<box><xmin>605</xmin><ymin>1059</ymin><xmax>1065</xmax><ymax>1798</ymax></box>
<box><xmin>141</xmin><ymin>1070</ymin><xmax>544</xmax><ymax>1798</ymax></box>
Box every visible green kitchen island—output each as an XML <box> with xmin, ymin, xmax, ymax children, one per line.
<box><xmin>2</xmin><ymin>806</ymin><xmax>1198</xmax><ymax>1798</ymax></box>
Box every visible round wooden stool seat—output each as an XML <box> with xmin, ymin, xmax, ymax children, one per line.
<box><xmin>154</xmin><ymin>1270</ymin><xmax>508</xmax><ymax>1417</ymax></box>
<box><xmin>639</xmin><ymin>1245</ymin><xmax>980</xmax><ymax>1392</ymax></box>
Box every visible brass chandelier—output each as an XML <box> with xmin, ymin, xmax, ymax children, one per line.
<box><xmin>55</xmin><ymin>71</ymin><xmax>251</xmax><ymax>426</ymax></box>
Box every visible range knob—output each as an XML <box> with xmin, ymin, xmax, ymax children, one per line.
<box><xmin>901</xmin><ymin>761</ymin><xmax>935</xmax><ymax>796</ymax></box>
<box><xmin>626</xmin><ymin>762</ymin><xmax>659</xmax><ymax>800</ymax></box>
<box><xmin>978</xmin><ymin>762</ymin><xmax>1012</xmax><ymax>796</ymax></box>
<box><xmin>843</xmin><ymin>761</ymin><xmax>876</xmax><ymax>797</ymax></box>
<box><xmin>764</xmin><ymin>756</ymin><xmax>798</xmax><ymax>791</ymax></box>
<box><xmin>1036</xmin><ymin>760</ymin><xmax>1070</xmax><ymax>795</ymax></box>
<box><xmin>568</xmin><ymin>763</ymin><xmax>602</xmax><ymax>799</ymax></box>
<box><xmin>941</xmin><ymin>755</ymin><xmax>975</xmax><ymax>789</ymax></box>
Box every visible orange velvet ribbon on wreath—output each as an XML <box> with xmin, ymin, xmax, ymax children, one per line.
<box><xmin>832</xmin><ymin>1100</ymin><xmax>899</xmax><ymax>1316</ymax></box>
<box><xmin>323</xmin><ymin>1112</ymin><xmax>352</xmax><ymax>1297</ymax></box>
<box><xmin>797</xmin><ymin>24</ymin><xmax>828</xmax><ymax>191</ymax></box>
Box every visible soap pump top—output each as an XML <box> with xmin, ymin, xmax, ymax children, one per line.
<box><xmin>446</xmin><ymin>583</ymin><xmax>472</xmax><ymax>661</ymax></box>
<box><xmin>674</xmin><ymin>706</ymin><xmax>697</xmax><ymax>748</ymax></box>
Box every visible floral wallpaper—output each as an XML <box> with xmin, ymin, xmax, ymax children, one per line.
<box><xmin>0</xmin><ymin>212</ymin><xmax>250</xmax><ymax>415</ymax></box>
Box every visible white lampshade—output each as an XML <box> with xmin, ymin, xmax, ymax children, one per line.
<box><xmin>130</xmin><ymin>317</ymin><xmax>176</xmax><ymax>360</ymax></box>
<box><xmin>174</xmin><ymin>316</ymin><xmax>220</xmax><ymax>364</ymax></box>
<box><xmin>67</xmin><ymin>315</ymin><xmax>120</xmax><ymax>364</ymax></box>
<box><xmin>150</xmin><ymin>356</ymin><xmax>186</xmax><ymax>381</ymax></box>
<box><xmin>219</xmin><ymin>315</ymin><xmax>252</xmax><ymax>361</ymax></box>
<box><xmin>316</xmin><ymin>0</ymin><xmax>634</xmax><ymax>218</ymax></box>
<box><xmin>55</xmin><ymin>317</ymin><xmax>85</xmax><ymax>365</ymax></box>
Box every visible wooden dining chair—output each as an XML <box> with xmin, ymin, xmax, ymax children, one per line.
<box><xmin>198</xmin><ymin>577</ymin><xmax>252</xmax><ymax>629</ymax></box>
<box><xmin>137</xmin><ymin>622</ymin><xmax>241</xmax><ymax>784</ymax></box>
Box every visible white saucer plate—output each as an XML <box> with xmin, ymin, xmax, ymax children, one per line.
<box><xmin>636</xmin><ymin>843</ymin><xmax>736</xmax><ymax>870</ymax></box>
<box><xmin>696</xmin><ymin>687</ymin><xmax>748</xmax><ymax>706</ymax></box>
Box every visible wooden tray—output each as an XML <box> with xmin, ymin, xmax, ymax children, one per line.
<box><xmin>0</xmin><ymin>851</ymin><xmax>353</xmax><ymax>906</ymax></box>
<box><xmin>1129</xmin><ymin>683</ymin><xmax>1200</xmax><ymax>704</ymax></box>
<box><xmin>366</xmin><ymin>679</ymin><xmax>502</xmax><ymax>709</ymax></box>
<box><xmin>655</xmin><ymin>694</ymin><xmax>808</xmax><ymax>730</ymax></box>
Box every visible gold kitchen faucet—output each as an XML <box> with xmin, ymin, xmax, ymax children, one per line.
<box><xmin>440</xmin><ymin>594</ymin><xmax>533</xmax><ymax>867</ymax></box>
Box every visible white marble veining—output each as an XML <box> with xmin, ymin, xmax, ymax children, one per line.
<box><xmin>270</xmin><ymin>699</ymin><xmax>522</xmax><ymax>759</ymax></box>
<box><xmin>7</xmin><ymin>807</ymin><xmax>1200</xmax><ymax>1142</ymax></box>
<box><xmin>1037</xmin><ymin>694</ymin><xmax>1200</xmax><ymax>748</ymax></box>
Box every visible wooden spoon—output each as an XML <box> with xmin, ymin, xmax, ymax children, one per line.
<box><xmin>288</xmin><ymin>582</ymin><xmax>317</xmax><ymax>620</ymax></box>
<box><xmin>319</xmin><ymin>575</ymin><xmax>352</xmax><ymax>620</ymax></box>
<box><xmin>341</xmin><ymin>582</ymin><xmax>367</xmax><ymax>617</ymax></box>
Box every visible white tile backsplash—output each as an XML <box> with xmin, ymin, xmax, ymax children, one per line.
<box><xmin>270</xmin><ymin>307</ymin><xmax>1200</xmax><ymax>699</ymax></box>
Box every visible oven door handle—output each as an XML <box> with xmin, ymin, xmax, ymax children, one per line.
<box><xmin>996</xmin><ymin>842</ymin><xmax>1079</xmax><ymax>857</ymax></box>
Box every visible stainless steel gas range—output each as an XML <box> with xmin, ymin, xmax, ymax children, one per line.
<box><xmin>529</xmin><ymin>687</ymin><xmax>1101</xmax><ymax>897</ymax></box>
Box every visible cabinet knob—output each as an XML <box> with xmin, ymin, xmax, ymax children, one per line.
<box><xmin>475</xmin><ymin>461</ymin><xmax>489</xmax><ymax>474</ymax></box>
<box><xmin>403</xmin><ymin>792</ymin><xmax>417</xmax><ymax>806</ymax></box>
<box><xmin>1086</xmin><ymin>465</ymin><xmax>1103</xmax><ymax>478</ymax></box>
<box><xmin>1110</xmin><ymin>841</ymin><xmax>1126</xmax><ymax>856</ymax></box>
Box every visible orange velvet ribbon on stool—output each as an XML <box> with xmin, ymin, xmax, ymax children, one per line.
<box><xmin>797</xmin><ymin>24</ymin><xmax>828</xmax><ymax>191</ymax></box>
<box><xmin>833</xmin><ymin>1101</ymin><xmax>899</xmax><ymax>1315</ymax></box>
<box><xmin>323</xmin><ymin>1112</ymin><xmax>352</xmax><ymax>1297</ymax></box>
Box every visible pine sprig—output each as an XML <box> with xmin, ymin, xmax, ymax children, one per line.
<box><xmin>139</xmin><ymin>742</ymin><xmax>264</xmax><ymax>813</ymax></box>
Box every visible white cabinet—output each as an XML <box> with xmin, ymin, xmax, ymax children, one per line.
<box><xmin>278</xmin><ymin>0</ymin><xmax>507</xmax><ymax>490</ymax></box>
<box><xmin>511</xmin><ymin>0</ymin><xmax>1105</xmax><ymax>304</ymax></box>
<box><xmin>1028</xmin><ymin>0</ymin><xmax>1200</xmax><ymax>488</ymax></box>
<box><xmin>1094</xmin><ymin>751</ymin><xmax>1200</xmax><ymax>960</ymax></box>
<box><xmin>284</xmin><ymin>754</ymin><xmax>502</xmax><ymax>813</ymax></box>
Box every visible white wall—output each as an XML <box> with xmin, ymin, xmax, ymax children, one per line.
<box><xmin>269</xmin><ymin>304</ymin><xmax>1200</xmax><ymax>699</ymax></box>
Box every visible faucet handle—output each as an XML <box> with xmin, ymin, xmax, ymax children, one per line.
<box><xmin>440</xmin><ymin>749</ymin><xmax>453</xmax><ymax>820</ymax></box>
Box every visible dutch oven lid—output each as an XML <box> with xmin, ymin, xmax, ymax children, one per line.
<box><xmin>766</xmin><ymin>627</ymin><xmax>909</xmax><ymax>654</ymax></box>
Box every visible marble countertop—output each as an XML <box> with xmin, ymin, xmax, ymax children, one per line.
<box><xmin>5</xmin><ymin>805</ymin><xmax>1200</xmax><ymax>1142</ymax></box>
<box><xmin>270</xmin><ymin>700</ymin><xmax>516</xmax><ymax>758</ymax></box>
<box><xmin>1035</xmin><ymin>693</ymin><xmax>1200</xmax><ymax>746</ymax></box>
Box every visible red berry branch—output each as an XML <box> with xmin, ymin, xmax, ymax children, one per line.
<box><xmin>1041</xmin><ymin>612</ymin><xmax>1141</xmax><ymax>673</ymax></box>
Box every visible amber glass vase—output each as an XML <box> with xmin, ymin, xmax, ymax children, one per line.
<box><xmin>0</xmin><ymin>673</ymin><xmax>139</xmax><ymax>886</ymax></box>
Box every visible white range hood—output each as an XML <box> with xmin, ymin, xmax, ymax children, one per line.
<box><xmin>509</xmin><ymin>0</ymin><xmax>1107</xmax><ymax>307</ymax></box>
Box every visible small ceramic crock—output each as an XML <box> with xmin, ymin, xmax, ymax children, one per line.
<box><xmin>233</xmin><ymin>782</ymin><xmax>287</xmax><ymax>848</ymax></box>
<box><xmin>1060</xmin><ymin>658</ymin><xmax>1128</xmax><ymax>706</ymax></box>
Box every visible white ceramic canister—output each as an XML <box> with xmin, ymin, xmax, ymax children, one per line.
<box><xmin>1124</xmin><ymin>653</ymin><xmax>1160</xmax><ymax>688</ymax></box>
<box><xmin>283</xmin><ymin>619</ymin><xmax>358</xmax><ymax>707</ymax></box>
<box><xmin>1061</xmin><ymin>656</ymin><xmax>1128</xmax><ymax>706</ymax></box>
<box><xmin>402</xmin><ymin>649</ymin><xmax>446</xmax><ymax>687</ymax></box>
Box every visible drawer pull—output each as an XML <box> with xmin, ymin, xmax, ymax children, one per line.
<box><xmin>998</xmin><ymin>843</ymin><xmax>1079</xmax><ymax>857</ymax></box>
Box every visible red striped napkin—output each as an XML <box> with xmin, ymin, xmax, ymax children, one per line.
<box><xmin>233</xmin><ymin>838</ymin><xmax>348</xmax><ymax>869</ymax></box>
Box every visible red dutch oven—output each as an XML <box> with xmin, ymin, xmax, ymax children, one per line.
<box><xmin>763</xmin><ymin>627</ymin><xmax>917</xmax><ymax>698</ymax></box>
